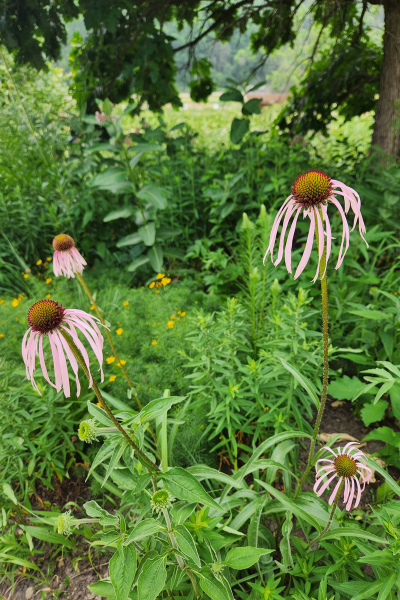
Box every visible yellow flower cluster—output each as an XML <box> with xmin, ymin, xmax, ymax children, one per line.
<box><xmin>149</xmin><ymin>273</ymin><xmax>171</xmax><ymax>290</ymax></box>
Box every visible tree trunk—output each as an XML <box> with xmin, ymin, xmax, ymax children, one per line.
<box><xmin>371</xmin><ymin>0</ymin><xmax>400</xmax><ymax>163</ymax></box>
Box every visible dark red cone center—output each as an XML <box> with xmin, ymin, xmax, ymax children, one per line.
<box><xmin>53</xmin><ymin>234</ymin><xmax>75</xmax><ymax>252</ymax></box>
<box><xmin>28</xmin><ymin>300</ymin><xmax>65</xmax><ymax>334</ymax></box>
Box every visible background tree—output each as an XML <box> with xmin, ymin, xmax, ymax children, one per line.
<box><xmin>1</xmin><ymin>0</ymin><xmax>398</xmax><ymax>161</ymax></box>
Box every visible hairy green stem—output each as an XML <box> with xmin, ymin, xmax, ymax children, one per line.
<box><xmin>295</xmin><ymin>210</ymin><xmax>329</xmax><ymax>497</ymax></box>
<box><xmin>60</xmin><ymin>329</ymin><xmax>159</xmax><ymax>473</ymax></box>
<box><xmin>151</xmin><ymin>476</ymin><xmax>200</xmax><ymax>597</ymax></box>
<box><xmin>307</xmin><ymin>479</ymin><xmax>344</xmax><ymax>548</ymax></box>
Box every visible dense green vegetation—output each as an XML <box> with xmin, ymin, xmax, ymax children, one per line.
<box><xmin>2</xmin><ymin>51</ymin><xmax>400</xmax><ymax>600</ymax></box>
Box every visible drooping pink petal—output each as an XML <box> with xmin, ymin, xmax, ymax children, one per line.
<box><xmin>285</xmin><ymin>206</ymin><xmax>302</xmax><ymax>273</ymax></box>
<box><xmin>52</xmin><ymin>331</ymin><xmax>71</xmax><ymax>397</ymax></box>
<box><xmin>343</xmin><ymin>478</ymin><xmax>349</xmax><ymax>503</ymax></box>
<box><xmin>38</xmin><ymin>335</ymin><xmax>56</xmax><ymax>390</ymax></box>
<box><xmin>346</xmin><ymin>477</ymin><xmax>355</xmax><ymax>511</ymax></box>
<box><xmin>314</xmin><ymin>472</ymin><xmax>337</xmax><ymax>496</ymax></box>
<box><xmin>263</xmin><ymin>196</ymin><xmax>293</xmax><ymax>264</ymax></box>
<box><xmin>353</xmin><ymin>476</ymin><xmax>362</xmax><ymax>509</ymax></box>
<box><xmin>316</xmin><ymin>467</ymin><xmax>335</xmax><ymax>479</ymax></box>
<box><xmin>320</xmin><ymin>205</ymin><xmax>332</xmax><ymax>280</ymax></box>
<box><xmin>48</xmin><ymin>332</ymin><xmax>63</xmax><ymax>392</ymax></box>
<box><xmin>312</xmin><ymin>207</ymin><xmax>325</xmax><ymax>283</ymax></box>
<box><xmin>328</xmin><ymin>476</ymin><xmax>343</xmax><ymax>505</ymax></box>
<box><xmin>329</xmin><ymin>197</ymin><xmax>350</xmax><ymax>269</ymax></box>
<box><xmin>294</xmin><ymin>211</ymin><xmax>315</xmax><ymax>279</ymax></box>
<box><xmin>60</xmin><ymin>324</ymin><xmax>93</xmax><ymax>388</ymax></box>
<box><xmin>342</xmin><ymin>441</ymin><xmax>360</xmax><ymax>454</ymax></box>
<box><xmin>57</xmin><ymin>331</ymin><xmax>81</xmax><ymax>397</ymax></box>
<box><xmin>274</xmin><ymin>202</ymin><xmax>298</xmax><ymax>266</ymax></box>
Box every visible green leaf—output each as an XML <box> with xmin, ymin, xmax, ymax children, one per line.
<box><xmin>230</xmin><ymin>118</ymin><xmax>249</xmax><ymax>144</ymax></box>
<box><xmin>24</xmin><ymin>526</ymin><xmax>76</xmax><ymax>548</ymax></box>
<box><xmin>348</xmin><ymin>309</ymin><xmax>390</xmax><ymax>321</ymax></box>
<box><xmin>147</xmin><ymin>245</ymin><xmax>164</xmax><ymax>272</ymax></box>
<box><xmin>187</xmin><ymin>465</ymin><xmax>244</xmax><ymax>489</ymax></box>
<box><xmin>328</xmin><ymin>376</ymin><xmax>364</xmax><ymax>401</ymax></box>
<box><xmin>110</xmin><ymin>545</ymin><xmax>137</xmax><ymax>600</ymax></box>
<box><xmin>86</xmin><ymin>143</ymin><xmax>118</xmax><ymax>154</ymax></box>
<box><xmin>224</xmin><ymin>546</ymin><xmax>273</xmax><ymax>570</ymax></box>
<box><xmin>377</xmin><ymin>573</ymin><xmax>396</xmax><ymax>600</ymax></box>
<box><xmin>163</xmin><ymin>467</ymin><xmax>221</xmax><ymax>510</ymax></box>
<box><xmin>0</xmin><ymin>553</ymin><xmax>38</xmax><ymax>571</ymax></box>
<box><xmin>137</xmin><ymin>185</ymin><xmax>167</xmax><ymax>210</ymax></box>
<box><xmin>88</xmin><ymin>443</ymin><xmax>115</xmax><ymax>478</ymax></box>
<box><xmin>365</xmin><ymin>456</ymin><xmax>400</xmax><ymax>497</ymax></box>
<box><xmin>197</xmin><ymin>568</ymin><xmax>229</xmax><ymax>600</ymax></box>
<box><xmin>88</xmin><ymin>580</ymin><xmax>116</xmax><ymax>599</ymax></box>
<box><xmin>129</xmin><ymin>143</ymin><xmax>163</xmax><ymax>155</ymax></box>
<box><xmin>280</xmin><ymin>359</ymin><xmax>320</xmax><ymax>408</ymax></box>
<box><xmin>116</xmin><ymin>233</ymin><xmax>142</xmax><ymax>248</ymax></box>
<box><xmin>351</xmin><ymin>579</ymin><xmax>386</xmax><ymax>600</ymax></box>
<box><xmin>156</xmin><ymin>227</ymin><xmax>182</xmax><ymax>240</ymax></box>
<box><xmin>219</xmin><ymin>90</ymin><xmax>244</xmax><ymax>103</ymax></box>
<box><xmin>242</xmin><ymin>98</ymin><xmax>261</xmax><ymax>115</ymax></box>
<box><xmin>318</xmin><ymin>527</ymin><xmax>387</xmax><ymax>545</ymax></box>
<box><xmin>279</xmin><ymin>511</ymin><xmax>293</xmax><ymax>571</ymax></box>
<box><xmin>89</xmin><ymin>168</ymin><xmax>133</xmax><ymax>193</ymax></box>
<box><xmin>87</xmin><ymin>402</ymin><xmax>114</xmax><ymax>426</ymax></box>
<box><xmin>127</xmin><ymin>256</ymin><xmax>149</xmax><ymax>272</ymax></box>
<box><xmin>124</xmin><ymin>519</ymin><xmax>166</xmax><ymax>544</ymax></box>
<box><xmin>138</xmin><ymin>222</ymin><xmax>155</xmax><ymax>246</ymax></box>
<box><xmin>137</xmin><ymin>555</ymin><xmax>167</xmax><ymax>600</ymax></box>
<box><xmin>255</xmin><ymin>482</ymin><xmax>320</xmax><ymax>530</ymax></box>
<box><xmin>104</xmin><ymin>208</ymin><xmax>134</xmax><ymax>222</ymax></box>
<box><xmin>174</xmin><ymin>525</ymin><xmax>201</xmax><ymax>566</ymax></box>
<box><xmin>360</xmin><ymin>400</ymin><xmax>388</xmax><ymax>426</ymax></box>
<box><xmin>390</xmin><ymin>381</ymin><xmax>400</xmax><ymax>420</ymax></box>
<box><xmin>139</xmin><ymin>395</ymin><xmax>185</xmax><ymax>423</ymax></box>
<box><xmin>3</xmin><ymin>483</ymin><xmax>18</xmax><ymax>504</ymax></box>
<box><xmin>84</xmin><ymin>500</ymin><xmax>105</xmax><ymax>518</ymax></box>
<box><xmin>363</xmin><ymin>426</ymin><xmax>400</xmax><ymax>446</ymax></box>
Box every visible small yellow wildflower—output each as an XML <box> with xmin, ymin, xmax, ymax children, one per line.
<box><xmin>0</xmin><ymin>334</ymin><xmax>4</xmax><ymax>338</ymax></box>
<box><xmin>161</xmin><ymin>277</ymin><xmax>171</xmax><ymax>286</ymax></box>
<box><xmin>46</xmin><ymin>294</ymin><xmax>51</xmax><ymax>299</ymax></box>
<box><xmin>47</xmin><ymin>257</ymin><xmax>52</xmax><ymax>261</ymax></box>
<box><xmin>106</xmin><ymin>356</ymin><xmax>115</xmax><ymax>364</ymax></box>
<box><xmin>109</xmin><ymin>375</ymin><xmax>117</xmax><ymax>382</ymax></box>
<box><xmin>181</xmin><ymin>312</ymin><xmax>186</xmax><ymax>317</ymax></box>
<box><xmin>36</xmin><ymin>259</ymin><xmax>42</xmax><ymax>265</ymax></box>
<box><xmin>170</xmin><ymin>314</ymin><xmax>175</xmax><ymax>319</ymax></box>
<box><xmin>11</xmin><ymin>299</ymin><xmax>19</xmax><ymax>307</ymax></box>
<box><xmin>0</xmin><ymin>299</ymin><xmax>4</xmax><ymax>304</ymax></box>
<box><xmin>151</xmin><ymin>340</ymin><xmax>157</xmax><ymax>345</ymax></box>
<box><xmin>90</xmin><ymin>305</ymin><xmax>95</xmax><ymax>311</ymax></box>
<box><xmin>123</xmin><ymin>301</ymin><xmax>129</xmax><ymax>306</ymax></box>
<box><xmin>116</xmin><ymin>328</ymin><xmax>123</xmax><ymax>335</ymax></box>
<box><xmin>155</xmin><ymin>290</ymin><xmax>160</xmax><ymax>294</ymax></box>
<box><xmin>23</xmin><ymin>274</ymin><xmax>29</xmax><ymax>279</ymax></box>
<box><xmin>149</xmin><ymin>282</ymin><xmax>155</xmax><ymax>289</ymax></box>
<box><xmin>97</xmin><ymin>401</ymin><xmax>102</xmax><ymax>407</ymax></box>
<box><xmin>167</xmin><ymin>321</ymin><xmax>174</xmax><ymax>329</ymax></box>
<box><xmin>120</xmin><ymin>359</ymin><xmax>126</xmax><ymax>365</ymax></box>
<box><xmin>45</xmin><ymin>278</ymin><xmax>52</xmax><ymax>285</ymax></box>
<box><xmin>156</xmin><ymin>273</ymin><xmax>165</xmax><ymax>280</ymax></box>
<box><xmin>15</xmin><ymin>317</ymin><xmax>19</xmax><ymax>322</ymax></box>
<box><xmin>18</xmin><ymin>294</ymin><xmax>23</xmax><ymax>301</ymax></box>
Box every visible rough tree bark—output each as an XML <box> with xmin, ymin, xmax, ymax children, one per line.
<box><xmin>371</xmin><ymin>0</ymin><xmax>400</xmax><ymax>163</ymax></box>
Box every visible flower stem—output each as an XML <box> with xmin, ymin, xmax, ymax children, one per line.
<box><xmin>60</xmin><ymin>329</ymin><xmax>159</xmax><ymax>473</ymax></box>
<box><xmin>150</xmin><ymin>478</ymin><xmax>200</xmax><ymax>597</ymax></box>
<box><xmin>295</xmin><ymin>211</ymin><xmax>329</xmax><ymax>498</ymax></box>
<box><xmin>307</xmin><ymin>479</ymin><xmax>344</xmax><ymax>548</ymax></box>
<box><xmin>75</xmin><ymin>273</ymin><xmax>142</xmax><ymax>403</ymax></box>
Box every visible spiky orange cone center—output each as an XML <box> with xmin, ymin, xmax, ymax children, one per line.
<box><xmin>334</xmin><ymin>454</ymin><xmax>358</xmax><ymax>478</ymax></box>
<box><xmin>28</xmin><ymin>300</ymin><xmax>65</xmax><ymax>334</ymax></box>
<box><xmin>53</xmin><ymin>234</ymin><xmax>75</xmax><ymax>252</ymax></box>
<box><xmin>292</xmin><ymin>170</ymin><xmax>333</xmax><ymax>207</ymax></box>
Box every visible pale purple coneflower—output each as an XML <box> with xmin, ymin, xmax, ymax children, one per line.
<box><xmin>314</xmin><ymin>442</ymin><xmax>372</xmax><ymax>511</ymax></box>
<box><xmin>52</xmin><ymin>234</ymin><xmax>87</xmax><ymax>278</ymax></box>
<box><xmin>264</xmin><ymin>170</ymin><xmax>368</xmax><ymax>281</ymax></box>
<box><xmin>22</xmin><ymin>299</ymin><xmax>104</xmax><ymax>397</ymax></box>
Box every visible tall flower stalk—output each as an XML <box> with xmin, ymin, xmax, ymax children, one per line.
<box><xmin>51</xmin><ymin>234</ymin><xmax>143</xmax><ymax>412</ymax></box>
<box><xmin>264</xmin><ymin>171</ymin><xmax>367</xmax><ymax>495</ymax></box>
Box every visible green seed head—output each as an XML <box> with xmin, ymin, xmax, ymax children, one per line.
<box><xmin>57</xmin><ymin>510</ymin><xmax>74</xmax><ymax>536</ymax></box>
<box><xmin>150</xmin><ymin>489</ymin><xmax>174</xmax><ymax>513</ymax></box>
<box><xmin>78</xmin><ymin>419</ymin><xmax>98</xmax><ymax>444</ymax></box>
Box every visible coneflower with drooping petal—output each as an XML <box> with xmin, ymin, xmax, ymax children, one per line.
<box><xmin>52</xmin><ymin>234</ymin><xmax>87</xmax><ymax>278</ymax></box>
<box><xmin>22</xmin><ymin>299</ymin><xmax>104</xmax><ymax>397</ymax></box>
<box><xmin>264</xmin><ymin>170</ymin><xmax>368</xmax><ymax>282</ymax></box>
<box><xmin>314</xmin><ymin>442</ymin><xmax>372</xmax><ymax>511</ymax></box>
